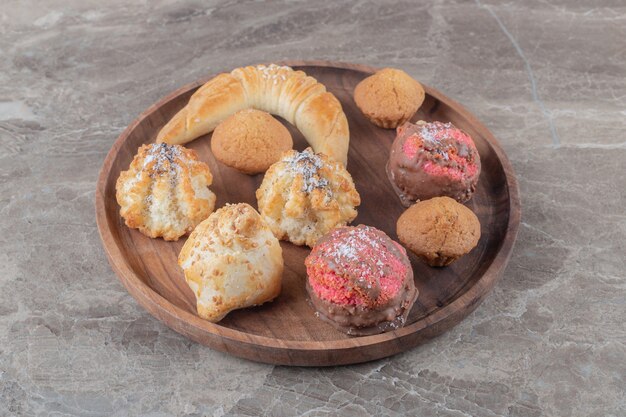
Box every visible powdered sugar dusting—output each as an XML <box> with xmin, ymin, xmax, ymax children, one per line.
<box><xmin>143</xmin><ymin>143</ymin><xmax>183</xmax><ymax>177</ymax></box>
<box><xmin>324</xmin><ymin>225</ymin><xmax>397</xmax><ymax>280</ymax></box>
<box><xmin>285</xmin><ymin>148</ymin><xmax>330</xmax><ymax>193</ymax></box>
<box><xmin>401</xmin><ymin>121</ymin><xmax>477</xmax><ymax>166</ymax></box>
<box><xmin>334</xmin><ymin>239</ymin><xmax>358</xmax><ymax>262</ymax></box>
<box><xmin>418</xmin><ymin>121</ymin><xmax>453</xmax><ymax>144</ymax></box>
<box><xmin>256</xmin><ymin>63</ymin><xmax>292</xmax><ymax>82</ymax></box>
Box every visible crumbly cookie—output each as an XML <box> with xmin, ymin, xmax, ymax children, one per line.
<box><xmin>115</xmin><ymin>143</ymin><xmax>216</xmax><ymax>241</ymax></box>
<box><xmin>354</xmin><ymin>68</ymin><xmax>425</xmax><ymax>129</ymax></box>
<box><xmin>211</xmin><ymin>109</ymin><xmax>293</xmax><ymax>174</ymax></box>
<box><xmin>178</xmin><ymin>203</ymin><xmax>283</xmax><ymax>322</ymax></box>
<box><xmin>256</xmin><ymin>147</ymin><xmax>360</xmax><ymax>247</ymax></box>
<box><xmin>396</xmin><ymin>196</ymin><xmax>481</xmax><ymax>266</ymax></box>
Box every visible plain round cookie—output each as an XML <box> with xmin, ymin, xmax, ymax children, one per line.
<box><xmin>397</xmin><ymin>196</ymin><xmax>481</xmax><ymax>267</ymax></box>
<box><xmin>211</xmin><ymin>109</ymin><xmax>293</xmax><ymax>174</ymax></box>
<box><xmin>354</xmin><ymin>68</ymin><xmax>425</xmax><ymax>129</ymax></box>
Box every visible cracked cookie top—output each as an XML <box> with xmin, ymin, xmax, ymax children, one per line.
<box><xmin>354</xmin><ymin>67</ymin><xmax>425</xmax><ymax>129</ymax></box>
<box><xmin>396</xmin><ymin>196</ymin><xmax>481</xmax><ymax>267</ymax></box>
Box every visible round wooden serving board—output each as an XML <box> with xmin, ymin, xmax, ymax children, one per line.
<box><xmin>95</xmin><ymin>61</ymin><xmax>520</xmax><ymax>366</ymax></box>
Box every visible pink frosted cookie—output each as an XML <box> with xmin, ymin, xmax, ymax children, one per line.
<box><xmin>386</xmin><ymin>121</ymin><xmax>481</xmax><ymax>206</ymax></box>
<box><xmin>304</xmin><ymin>225</ymin><xmax>418</xmax><ymax>336</ymax></box>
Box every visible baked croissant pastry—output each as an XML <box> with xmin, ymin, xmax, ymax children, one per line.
<box><xmin>157</xmin><ymin>64</ymin><xmax>350</xmax><ymax>166</ymax></box>
<box><xmin>115</xmin><ymin>143</ymin><xmax>216</xmax><ymax>241</ymax></box>
<box><xmin>178</xmin><ymin>203</ymin><xmax>284</xmax><ymax>322</ymax></box>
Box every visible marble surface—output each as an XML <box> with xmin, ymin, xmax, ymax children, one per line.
<box><xmin>1</xmin><ymin>0</ymin><xmax>625</xmax><ymax>415</ymax></box>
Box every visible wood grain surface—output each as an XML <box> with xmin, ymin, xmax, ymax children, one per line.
<box><xmin>95</xmin><ymin>61</ymin><xmax>521</xmax><ymax>366</ymax></box>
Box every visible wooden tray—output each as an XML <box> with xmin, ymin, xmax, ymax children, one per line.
<box><xmin>95</xmin><ymin>61</ymin><xmax>520</xmax><ymax>366</ymax></box>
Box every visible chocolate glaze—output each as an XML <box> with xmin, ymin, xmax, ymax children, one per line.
<box><xmin>306</xmin><ymin>225</ymin><xmax>419</xmax><ymax>336</ymax></box>
<box><xmin>387</xmin><ymin>121</ymin><xmax>481</xmax><ymax>206</ymax></box>
<box><xmin>307</xmin><ymin>279</ymin><xmax>418</xmax><ymax>336</ymax></box>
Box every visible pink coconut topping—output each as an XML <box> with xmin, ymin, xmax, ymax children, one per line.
<box><xmin>401</xmin><ymin>122</ymin><xmax>479</xmax><ymax>179</ymax></box>
<box><xmin>305</xmin><ymin>226</ymin><xmax>410</xmax><ymax>308</ymax></box>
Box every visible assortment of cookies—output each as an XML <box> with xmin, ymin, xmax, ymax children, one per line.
<box><xmin>115</xmin><ymin>63</ymin><xmax>484</xmax><ymax>334</ymax></box>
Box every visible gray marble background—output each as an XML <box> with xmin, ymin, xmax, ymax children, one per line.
<box><xmin>1</xmin><ymin>0</ymin><xmax>625</xmax><ymax>416</ymax></box>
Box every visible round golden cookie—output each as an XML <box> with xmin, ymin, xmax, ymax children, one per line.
<box><xmin>211</xmin><ymin>109</ymin><xmax>293</xmax><ymax>174</ymax></box>
<box><xmin>396</xmin><ymin>196</ymin><xmax>480</xmax><ymax>267</ymax></box>
<box><xmin>354</xmin><ymin>68</ymin><xmax>425</xmax><ymax>129</ymax></box>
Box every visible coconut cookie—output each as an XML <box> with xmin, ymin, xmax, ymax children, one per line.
<box><xmin>256</xmin><ymin>148</ymin><xmax>360</xmax><ymax>247</ymax></box>
<box><xmin>178</xmin><ymin>203</ymin><xmax>284</xmax><ymax>322</ymax></box>
<box><xmin>115</xmin><ymin>143</ymin><xmax>216</xmax><ymax>241</ymax></box>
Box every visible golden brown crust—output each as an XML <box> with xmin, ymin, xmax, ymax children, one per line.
<box><xmin>354</xmin><ymin>68</ymin><xmax>425</xmax><ymax>129</ymax></box>
<box><xmin>115</xmin><ymin>143</ymin><xmax>216</xmax><ymax>241</ymax></box>
<box><xmin>157</xmin><ymin>64</ymin><xmax>349</xmax><ymax>166</ymax></box>
<box><xmin>396</xmin><ymin>196</ymin><xmax>480</xmax><ymax>266</ymax></box>
<box><xmin>211</xmin><ymin>109</ymin><xmax>293</xmax><ymax>174</ymax></box>
<box><xmin>178</xmin><ymin>203</ymin><xmax>283</xmax><ymax>322</ymax></box>
<box><xmin>157</xmin><ymin>73</ymin><xmax>248</xmax><ymax>145</ymax></box>
<box><xmin>256</xmin><ymin>148</ymin><xmax>360</xmax><ymax>247</ymax></box>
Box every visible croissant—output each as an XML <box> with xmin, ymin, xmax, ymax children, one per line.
<box><xmin>156</xmin><ymin>64</ymin><xmax>350</xmax><ymax>166</ymax></box>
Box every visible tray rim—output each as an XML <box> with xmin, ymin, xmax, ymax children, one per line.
<box><xmin>95</xmin><ymin>60</ymin><xmax>521</xmax><ymax>364</ymax></box>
